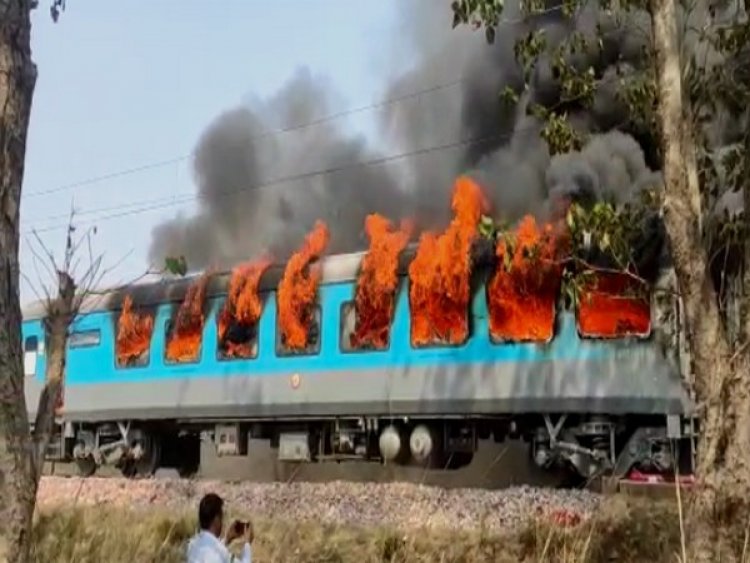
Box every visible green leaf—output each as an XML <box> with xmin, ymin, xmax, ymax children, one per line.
<box><xmin>165</xmin><ymin>256</ymin><xmax>188</xmax><ymax>277</ymax></box>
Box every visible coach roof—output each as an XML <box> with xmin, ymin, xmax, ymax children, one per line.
<box><xmin>21</xmin><ymin>248</ymin><xmax>421</xmax><ymax>321</ymax></box>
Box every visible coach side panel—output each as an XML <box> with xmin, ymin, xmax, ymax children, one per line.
<box><xmin>55</xmin><ymin>279</ymin><xmax>692</xmax><ymax>423</ymax></box>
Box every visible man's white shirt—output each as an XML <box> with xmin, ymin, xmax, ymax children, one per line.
<box><xmin>186</xmin><ymin>530</ymin><xmax>252</xmax><ymax>563</ymax></box>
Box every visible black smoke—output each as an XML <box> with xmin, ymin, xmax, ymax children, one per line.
<box><xmin>148</xmin><ymin>0</ymin><xmax>744</xmax><ymax>271</ymax></box>
<box><xmin>149</xmin><ymin>69</ymin><xmax>410</xmax><ymax>268</ymax></box>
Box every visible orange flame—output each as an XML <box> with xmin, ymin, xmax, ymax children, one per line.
<box><xmin>488</xmin><ymin>215</ymin><xmax>566</xmax><ymax>342</ymax></box>
<box><xmin>116</xmin><ymin>295</ymin><xmax>155</xmax><ymax>366</ymax></box>
<box><xmin>165</xmin><ymin>271</ymin><xmax>212</xmax><ymax>363</ymax></box>
<box><xmin>577</xmin><ymin>271</ymin><xmax>651</xmax><ymax>337</ymax></box>
<box><xmin>218</xmin><ymin>258</ymin><xmax>272</xmax><ymax>359</ymax></box>
<box><xmin>278</xmin><ymin>221</ymin><xmax>330</xmax><ymax>351</ymax></box>
<box><xmin>351</xmin><ymin>214</ymin><xmax>412</xmax><ymax>349</ymax></box>
<box><xmin>408</xmin><ymin>177</ymin><xmax>488</xmax><ymax>346</ymax></box>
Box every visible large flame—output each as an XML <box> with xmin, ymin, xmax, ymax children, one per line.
<box><xmin>408</xmin><ymin>177</ymin><xmax>487</xmax><ymax>346</ymax></box>
<box><xmin>577</xmin><ymin>271</ymin><xmax>651</xmax><ymax>337</ymax></box>
<box><xmin>115</xmin><ymin>295</ymin><xmax>155</xmax><ymax>367</ymax></box>
<box><xmin>277</xmin><ymin>221</ymin><xmax>330</xmax><ymax>351</ymax></box>
<box><xmin>488</xmin><ymin>216</ymin><xmax>566</xmax><ymax>342</ymax></box>
<box><xmin>218</xmin><ymin>258</ymin><xmax>271</xmax><ymax>359</ymax></box>
<box><xmin>351</xmin><ymin>214</ymin><xmax>412</xmax><ymax>350</ymax></box>
<box><xmin>165</xmin><ymin>271</ymin><xmax>212</xmax><ymax>363</ymax></box>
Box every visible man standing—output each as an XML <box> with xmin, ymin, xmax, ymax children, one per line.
<box><xmin>187</xmin><ymin>493</ymin><xmax>253</xmax><ymax>563</ymax></box>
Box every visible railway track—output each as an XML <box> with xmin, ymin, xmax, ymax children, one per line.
<box><xmin>42</xmin><ymin>439</ymin><xmax>691</xmax><ymax>501</ymax></box>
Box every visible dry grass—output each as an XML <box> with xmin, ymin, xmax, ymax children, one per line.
<box><xmin>26</xmin><ymin>495</ymin><xmax>693</xmax><ymax>563</ymax></box>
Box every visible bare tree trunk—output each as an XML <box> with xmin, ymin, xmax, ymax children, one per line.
<box><xmin>0</xmin><ymin>1</ymin><xmax>37</xmax><ymax>562</ymax></box>
<box><xmin>31</xmin><ymin>321</ymin><xmax>64</xmax><ymax>481</ymax></box>
<box><xmin>651</xmin><ymin>0</ymin><xmax>750</xmax><ymax>559</ymax></box>
<box><xmin>32</xmin><ymin>273</ymin><xmax>74</xmax><ymax>482</ymax></box>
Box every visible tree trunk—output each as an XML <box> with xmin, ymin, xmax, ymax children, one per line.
<box><xmin>31</xmin><ymin>317</ymin><xmax>66</xmax><ymax>482</ymax></box>
<box><xmin>651</xmin><ymin>0</ymin><xmax>750</xmax><ymax>559</ymax></box>
<box><xmin>0</xmin><ymin>1</ymin><xmax>37</xmax><ymax>562</ymax></box>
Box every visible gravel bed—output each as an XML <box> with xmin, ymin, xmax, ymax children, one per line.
<box><xmin>37</xmin><ymin>476</ymin><xmax>602</xmax><ymax>533</ymax></box>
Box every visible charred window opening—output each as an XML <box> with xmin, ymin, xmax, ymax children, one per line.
<box><xmin>216</xmin><ymin>260</ymin><xmax>270</xmax><ymax>361</ymax></box>
<box><xmin>217</xmin><ymin>298</ymin><xmax>261</xmax><ymax>361</ymax></box>
<box><xmin>576</xmin><ymin>271</ymin><xmax>652</xmax><ymax>339</ymax></box>
<box><xmin>165</xmin><ymin>272</ymin><xmax>212</xmax><ymax>364</ymax></box>
<box><xmin>487</xmin><ymin>216</ymin><xmax>563</xmax><ymax>344</ymax></box>
<box><xmin>276</xmin><ymin>305</ymin><xmax>321</xmax><ymax>357</ymax></box>
<box><xmin>115</xmin><ymin>296</ymin><xmax>154</xmax><ymax>368</ymax></box>
<box><xmin>341</xmin><ymin>300</ymin><xmax>393</xmax><ymax>352</ymax></box>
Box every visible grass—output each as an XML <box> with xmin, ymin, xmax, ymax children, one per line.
<box><xmin>25</xmin><ymin>495</ymin><xmax>693</xmax><ymax>563</ymax></box>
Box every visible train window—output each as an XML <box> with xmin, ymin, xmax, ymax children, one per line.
<box><xmin>339</xmin><ymin>301</ymin><xmax>391</xmax><ymax>352</ymax></box>
<box><xmin>485</xmin><ymin>284</ymin><xmax>557</xmax><ymax>344</ymax></box>
<box><xmin>115</xmin><ymin>305</ymin><xmax>154</xmax><ymax>369</ymax></box>
<box><xmin>68</xmin><ymin>329</ymin><xmax>101</xmax><ymax>349</ymax></box>
<box><xmin>276</xmin><ymin>305</ymin><xmax>321</xmax><ymax>357</ymax></box>
<box><xmin>24</xmin><ymin>336</ymin><xmax>38</xmax><ymax>377</ymax></box>
<box><xmin>216</xmin><ymin>300</ymin><xmax>260</xmax><ymax>361</ymax></box>
<box><xmin>164</xmin><ymin>319</ymin><xmax>202</xmax><ymax>364</ymax></box>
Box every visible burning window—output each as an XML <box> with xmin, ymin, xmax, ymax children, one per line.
<box><xmin>277</xmin><ymin>221</ymin><xmax>329</xmax><ymax>354</ymax></box>
<box><xmin>276</xmin><ymin>305</ymin><xmax>321</xmax><ymax>356</ymax></box>
<box><xmin>576</xmin><ymin>271</ymin><xmax>651</xmax><ymax>338</ymax></box>
<box><xmin>408</xmin><ymin>177</ymin><xmax>487</xmax><ymax>347</ymax></box>
<box><xmin>341</xmin><ymin>300</ymin><xmax>396</xmax><ymax>352</ymax></box>
<box><xmin>217</xmin><ymin>259</ymin><xmax>270</xmax><ymax>360</ymax></box>
<box><xmin>487</xmin><ymin>216</ymin><xmax>565</xmax><ymax>343</ymax></box>
<box><xmin>115</xmin><ymin>296</ymin><xmax>154</xmax><ymax>368</ymax></box>
<box><xmin>165</xmin><ymin>272</ymin><xmax>211</xmax><ymax>364</ymax></box>
<box><xmin>348</xmin><ymin>214</ymin><xmax>411</xmax><ymax>351</ymax></box>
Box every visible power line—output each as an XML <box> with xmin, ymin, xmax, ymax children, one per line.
<box><xmin>23</xmin><ymin>78</ymin><xmax>465</xmax><ymax>200</ymax></box>
<box><xmin>23</xmin><ymin>129</ymin><xmax>514</xmax><ymax>235</ymax></box>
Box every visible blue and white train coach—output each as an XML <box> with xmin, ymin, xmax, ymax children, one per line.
<box><xmin>21</xmin><ymin>249</ymin><xmax>696</xmax><ymax>482</ymax></box>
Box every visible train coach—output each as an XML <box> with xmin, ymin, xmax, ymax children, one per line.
<box><xmin>21</xmin><ymin>247</ymin><xmax>697</xmax><ymax>484</ymax></box>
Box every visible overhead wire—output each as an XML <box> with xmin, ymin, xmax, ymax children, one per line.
<box><xmin>26</xmin><ymin>2</ymin><xmax>633</xmax><ymax>236</ymax></box>
<box><xmin>22</xmin><ymin>2</ymin><xmax>569</xmax><ymax>202</ymax></box>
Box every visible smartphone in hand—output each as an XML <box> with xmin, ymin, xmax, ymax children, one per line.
<box><xmin>232</xmin><ymin>520</ymin><xmax>248</xmax><ymax>536</ymax></box>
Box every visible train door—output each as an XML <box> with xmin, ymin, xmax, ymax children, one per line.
<box><xmin>22</xmin><ymin>325</ymin><xmax>49</xmax><ymax>422</ymax></box>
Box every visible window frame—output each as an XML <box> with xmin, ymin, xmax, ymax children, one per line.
<box><xmin>216</xmin><ymin>299</ymin><xmax>261</xmax><ymax>362</ymax></box>
<box><xmin>113</xmin><ymin>307</ymin><xmax>154</xmax><ymax>370</ymax></box>
<box><xmin>23</xmin><ymin>335</ymin><xmax>39</xmax><ymax>377</ymax></box>
<box><xmin>163</xmin><ymin>318</ymin><xmax>203</xmax><ymax>365</ymax></box>
<box><xmin>407</xmin><ymin>283</ymin><xmax>470</xmax><ymax>350</ymax></box>
<box><xmin>68</xmin><ymin>328</ymin><xmax>102</xmax><ymax>349</ymax></box>
<box><xmin>339</xmin><ymin>300</ymin><xmax>393</xmax><ymax>353</ymax></box>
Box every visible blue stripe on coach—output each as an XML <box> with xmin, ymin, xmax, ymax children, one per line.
<box><xmin>22</xmin><ymin>279</ymin><xmax>645</xmax><ymax>387</ymax></box>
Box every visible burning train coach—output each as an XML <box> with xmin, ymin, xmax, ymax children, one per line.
<box><xmin>21</xmin><ymin>177</ymin><xmax>695</xmax><ymax>483</ymax></box>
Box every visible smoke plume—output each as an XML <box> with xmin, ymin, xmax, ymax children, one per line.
<box><xmin>149</xmin><ymin>0</ymin><xmax>744</xmax><ymax>270</ymax></box>
<box><xmin>149</xmin><ymin>69</ymin><xmax>409</xmax><ymax>268</ymax></box>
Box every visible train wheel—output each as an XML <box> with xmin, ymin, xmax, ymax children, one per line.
<box><xmin>75</xmin><ymin>456</ymin><xmax>97</xmax><ymax>477</ymax></box>
<box><xmin>121</xmin><ymin>435</ymin><xmax>161</xmax><ymax>478</ymax></box>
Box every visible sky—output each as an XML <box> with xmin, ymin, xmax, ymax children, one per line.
<box><xmin>20</xmin><ymin>0</ymin><xmax>412</xmax><ymax>305</ymax></box>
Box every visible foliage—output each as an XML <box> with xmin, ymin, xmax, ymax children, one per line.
<box><xmin>30</xmin><ymin>498</ymin><xmax>691</xmax><ymax>563</ymax></box>
<box><xmin>451</xmin><ymin>0</ymin><xmax>749</xmax><ymax>296</ymax></box>
<box><xmin>164</xmin><ymin>256</ymin><xmax>188</xmax><ymax>277</ymax></box>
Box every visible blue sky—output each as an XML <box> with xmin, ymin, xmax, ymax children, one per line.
<box><xmin>20</xmin><ymin>0</ymin><xmax>413</xmax><ymax>304</ymax></box>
